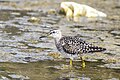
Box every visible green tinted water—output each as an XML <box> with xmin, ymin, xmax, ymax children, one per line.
<box><xmin>0</xmin><ymin>61</ymin><xmax>120</xmax><ymax>80</ymax></box>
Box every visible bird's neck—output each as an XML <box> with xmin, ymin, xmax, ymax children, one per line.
<box><xmin>54</xmin><ymin>34</ymin><xmax>62</xmax><ymax>44</ymax></box>
<box><xmin>54</xmin><ymin>33</ymin><xmax>62</xmax><ymax>42</ymax></box>
<box><xmin>54</xmin><ymin>37</ymin><xmax>61</xmax><ymax>43</ymax></box>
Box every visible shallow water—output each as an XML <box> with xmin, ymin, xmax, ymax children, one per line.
<box><xmin>0</xmin><ymin>61</ymin><xmax>120</xmax><ymax>80</ymax></box>
<box><xmin>0</xmin><ymin>0</ymin><xmax>120</xmax><ymax>80</ymax></box>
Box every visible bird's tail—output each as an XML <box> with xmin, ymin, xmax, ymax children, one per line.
<box><xmin>88</xmin><ymin>46</ymin><xmax>106</xmax><ymax>53</ymax></box>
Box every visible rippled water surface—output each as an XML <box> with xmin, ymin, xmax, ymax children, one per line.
<box><xmin>0</xmin><ymin>61</ymin><xmax>120</xmax><ymax>80</ymax></box>
<box><xmin>0</xmin><ymin>0</ymin><xmax>120</xmax><ymax>80</ymax></box>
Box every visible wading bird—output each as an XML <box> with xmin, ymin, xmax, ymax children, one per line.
<box><xmin>39</xmin><ymin>30</ymin><xmax>106</xmax><ymax>68</ymax></box>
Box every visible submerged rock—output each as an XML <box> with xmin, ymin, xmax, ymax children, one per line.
<box><xmin>100</xmin><ymin>63</ymin><xmax>120</xmax><ymax>69</ymax></box>
<box><xmin>108</xmin><ymin>78</ymin><xmax>119</xmax><ymax>80</ymax></box>
<box><xmin>105</xmin><ymin>63</ymin><xmax>120</xmax><ymax>69</ymax></box>
<box><xmin>0</xmin><ymin>76</ymin><xmax>9</xmax><ymax>80</ymax></box>
<box><xmin>8</xmin><ymin>74</ymin><xmax>30</xmax><ymax>80</ymax></box>
<box><xmin>110</xmin><ymin>31</ymin><xmax>120</xmax><ymax>36</ymax></box>
<box><xmin>57</xmin><ymin>77</ymin><xmax>90</xmax><ymax>80</ymax></box>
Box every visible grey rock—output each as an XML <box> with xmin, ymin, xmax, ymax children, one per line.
<box><xmin>8</xmin><ymin>74</ymin><xmax>30</xmax><ymax>80</ymax></box>
<box><xmin>110</xmin><ymin>31</ymin><xmax>120</xmax><ymax>36</ymax></box>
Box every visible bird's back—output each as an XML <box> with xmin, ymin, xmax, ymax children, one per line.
<box><xmin>56</xmin><ymin>35</ymin><xmax>106</xmax><ymax>55</ymax></box>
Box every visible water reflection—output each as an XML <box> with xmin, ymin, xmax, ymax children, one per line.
<box><xmin>0</xmin><ymin>61</ymin><xmax>120</xmax><ymax>80</ymax></box>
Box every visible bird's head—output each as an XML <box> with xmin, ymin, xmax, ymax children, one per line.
<box><xmin>39</xmin><ymin>29</ymin><xmax>62</xmax><ymax>39</ymax></box>
<box><xmin>49</xmin><ymin>30</ymin><xmax>62</xmax><ymax>38</ymax></box>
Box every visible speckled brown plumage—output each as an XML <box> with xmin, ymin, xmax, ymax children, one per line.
<box><xmin>55</xmin><ymin>35</ymin><xmax>106</xmax><ymax>55</ymax></box>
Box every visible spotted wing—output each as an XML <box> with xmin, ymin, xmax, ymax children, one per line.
<box><xmin>60</xmin><ymin>36</ymin><xmax>85</xmax><ymax>54</ymax></box>
<box><xmin>60</xmin><ymin>36</ymin><xmax>106</xmax><ymax>54</ymax></box>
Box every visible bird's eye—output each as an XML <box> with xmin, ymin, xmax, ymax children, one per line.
<box><xmin>52</xmin><ymin>31</ymin><xmax>55</xmax><ymax>33</ymax></box>
<box><xmin>50</xmin><ymin>31</ymin><xmax>55</xmax><ymax>34</ymax></box>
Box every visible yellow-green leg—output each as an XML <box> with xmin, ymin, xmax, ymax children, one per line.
<box><xmin>70</xmin><ymin>58</ymin><xmax>73</xmax><ymax>68</ymax></box>
<box><xmin>61</xmin><ymin>58</ymin><xmax>73</xmax><ymax>69</ymax></box>
<box><xmin>81</xmin><ymin>56</ymin><xmax>86</xmax><ymax>68</ymax></box>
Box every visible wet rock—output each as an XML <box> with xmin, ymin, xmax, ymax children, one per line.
<box><xmin>83</xmin><ymin>53</ymin><xmax>108</xmax><ymax>62</ymax></box>
<box><xmin>47</xmin><ymin>9</ymin><xmax>57</xmax><ymax>15</ymax></box>
<box><xmin>27</xmin><ymin>12</ymin><xmax>39</xmax><ymax>16</ymax></box>
<box><xmin>40</xmin><ymin>24</ymin><xmax>51</xmax><ymax>28</ymax></box>
<box><xmin>114</xmin><ymin>5</ymin><xmax>120</xmax><ymax>9</ymax></box>
<box><xmin>102</xmin><ymin>56</ymin><xmax>119</xmax><ymax>63</ymax></box>
<box><xmin>23</xmin><ymin>55</ymin><xmax>54</xmax><ymax>62</ymax></box>
<box><xmin>28</xmin><ymin>17</ymin><xmax>41</xmax><ymax>23</ymax></box>
<box><xmin>46</xmin><ymin>20</ymin><xmax>57</xmax><ymax>24</ymax></box>
<box><xmin>0</xmin><ymin>21</ymin><xmax>6</xmax><ymax>24</ymax></box>
<box><xmin>27</xmin><ymin>42</ymin><xmax>54</xmax><ymax>49</ymax></box>
<box><xmin>114</xmin><ymin>43</ymin><xmax>120</xmax><ymax>47</ymax></box>
<box><xmin>8</xmin><ymin>74</ymin><xmax>30</xmax><ymax>80</ymax></box>
<box><xmin>0</xmin><ymin>51</ymin><xmax>13</xmax><ymax>62</ymax></box>
<box><xmin>108</xmin><ymin>78</ymin><xmax>119</xmax><ymax>80</ymax></box>
<box><xmin>72</xmin><ymin>25</ymin><xmax>85</xmax><ymax>28</ymax></box>
<box><xmin>110</xmin><ymin>31</ymin><xmax>120</xmax><ymax>36</ymax></box>
<box><xmin>85</xmin><ymin>59</ymin><xmax>98</xmax><ymax>62</ymax></box>
<box><xmin>57</xmin><ymin>77</ymin><xmax>90</xmax><ymax>80</ymax></box>
<box><xmin>46</xmin><ymin>64</ymin><xmax>74</xmax><ymax>70</ymax></box>
<box><xmin>0</xmin><ymin>41</ymin><xmax>27</xmax><ymax>49</ymax></box>
<box><xmin>3</xmin><ymin>25</ymin><xmax>21</xmax><ymax>35</ymax></box>
<box><xmin>11</xmin><ymin>12</ymin><xmax>21</xmax><ymax>16</ymax></box>
<box><xmin>10</xmin><ymin>52</ymin><xmax>54</xmax><ymax>63</ymax></box>
<box><xmin>114</xmin><ymin>36</ymin><xmax>120</xmax><ymax>39</ymax></box>
<box><xmin>108</xmin><ymin>15</ymin><xmax>120</xmax><ymax>21</ymax></box>
<box><xmin>10</xmin><ymin>59</ymin><xmax>28</xmax><ymax>63</ymax></box>
<box><xmin>101</xmin><ymin>63</ymin><xmax>120</xmax><ymax>69</ymax></box>
<box><xmin>47</xmin><ymin>65</ymin><xmax>62</xmax><ymax>70</ymax></box>
<box><xmin>47</xmin><ymin>52</ymin><xmax>60</xmax><ymax>59</ymax></box>
<box><xmin>19</xmin><ymin>32</ymin><xmax>41</xmax><ymax>42</ymax></box>
<box><xmin>42</xmin><ymin>15</ymin><xmax>60</xmax><ymax>25</ymax></box>
<box><xmin>0</xmin><ymin>76</ymin><xmax>9</xmax><ymax>80</ymax></box>
<box><xmin>0</xmin><ymin>10</ymin><xmax>11</xmax><ymax>21</ymax></box>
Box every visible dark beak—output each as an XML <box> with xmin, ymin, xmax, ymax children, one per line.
<box><xmin>39</xmin><ymin>32</ymin><xmax>51</xmax><ymax>39</ymax></box>
<box><xmin>39</xmin><ymin>30</ymin><xmax>54</xmax><ymax>39</ymax></box>
<box><xmin>39</xmin><ymin>36</ymin><xmax>47</xmax><ymax>39</ymax></box>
